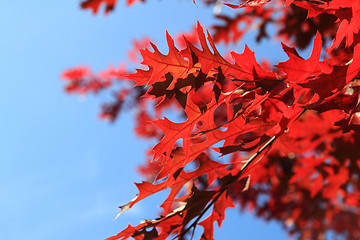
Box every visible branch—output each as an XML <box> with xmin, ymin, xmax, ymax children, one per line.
<box><xmin>178</xmin><ymin>135</ymin><xmax>277</xmax><ymax>239</ymax></box>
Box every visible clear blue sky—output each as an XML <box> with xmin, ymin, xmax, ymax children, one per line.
<box><xmin>0</xmin><ymin>1</ymin><xmax>291</xmax><ymax>239</ymax></box>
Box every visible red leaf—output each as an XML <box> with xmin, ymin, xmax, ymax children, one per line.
<box><xmin>225</xmin><ymin>0</ymin><xmax>271</xmax><ymax>9</ymax></box>
<box><xmin>181</xmin><ymin>22</ymin><xmax>263</xmax><ymax>81</ymax></box>
<box><xmin>128</xmin><ymin>32</ymin><xmax>188</xmax><ymax>88</ymax></box>
<box><xmin>80</xmin><ymin>0</ymin><xmax>117</xmax><ymax>14</ymax></box>
<box><xmin>276</xmin><ymin>32</ymin><xmax>322</xmax><ymax>84</ymax></box>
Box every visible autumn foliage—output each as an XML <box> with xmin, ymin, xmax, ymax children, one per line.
<box><xmin>62</xmin><ymin>0</ymin><xmax>360</xmax><ymax>239</ymax></box>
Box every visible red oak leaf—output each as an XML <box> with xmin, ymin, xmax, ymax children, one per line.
<box><xmin>130</xmin><ymin>152</ymin><xmax>228</xmax><ymax>215</ymax></box>
<box><xmin>276</xmin><ymin>32</ymin><xmax>322</xmax><ymax>84</ymax></box>
<box><xmin>128</xmin><ymin>32</ymin><xmax>188</xmax><ymax>88</ymax></box>
<box><xmin>225</xmin><ymin>0</ymin><xmax>271</xmax><ymax>9</ymax></box>
<box><xmin>181</xmin><ymin>22</ymin><xmax>261</xmax><ymax>81</ymax></box>
<box><xmin>80</xmin><ymin>0</ymin><xmax>117</xmax><ymax>14</ymax></box>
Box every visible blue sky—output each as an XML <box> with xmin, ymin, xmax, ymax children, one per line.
<box><xmin>0</xmin><ymin>1</ymin><xmax>290</xmax><ymax>239</ymax></box>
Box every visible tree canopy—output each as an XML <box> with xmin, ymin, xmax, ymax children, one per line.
<box><xmin>62</xmin><ymin>0</ymin><xmax>360</xmax><ymax>239</ymax></box>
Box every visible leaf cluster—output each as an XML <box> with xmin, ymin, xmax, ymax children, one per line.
<box><xmin>63</xmin><ymin>0</ymin><xmax>360</xmax><ymax>239</ymax></box>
